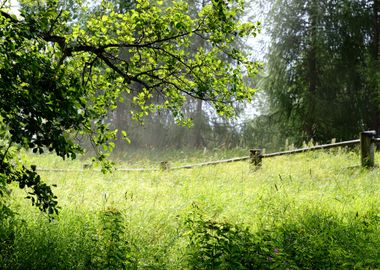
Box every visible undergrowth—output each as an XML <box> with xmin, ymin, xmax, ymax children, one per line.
<box><xmin>1</xmin><ymin>149</ymin><xmax>380</xmax><ymax>269</ymax></box>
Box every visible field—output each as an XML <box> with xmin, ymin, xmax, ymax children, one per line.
<box><xmin>2</xmin><ymin>148</ymin><xmax>380</xmax><ymax>269</ymax></box>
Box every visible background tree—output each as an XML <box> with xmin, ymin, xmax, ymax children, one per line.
<box><xmin>258</xmin><ymin>0</ymin><xmax>380</xmax><ymax>146</ymax></box>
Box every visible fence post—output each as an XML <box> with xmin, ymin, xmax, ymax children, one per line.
<box><xmin>360</xmin><ymin>131</ymin><xmax>376</xmax><ymax>168</ymax></box>
<box><xmin>250</xmin><ymin>149</ymin><xmax>263</xmax><ymax>168</ymax></box>
<box><xmin>160</xmin><ymin>161</ymin><xmax>170</xmax><ymax>171</ymax></box>
<box><xmin>83</xmin><ymin>163</ymin><xmax>92</xmax><ymax>170</ymax></box>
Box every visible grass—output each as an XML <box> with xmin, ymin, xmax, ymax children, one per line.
<box><xmin>2</xmin><ymin>148</ymin><xmax>380</xmax><ymax>269</ymax></box>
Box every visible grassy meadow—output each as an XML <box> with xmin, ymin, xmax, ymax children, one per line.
<box><xmin>2</xmin><ymin>148</ymin><xmax>380</xmax><ymax>269</ymax></box>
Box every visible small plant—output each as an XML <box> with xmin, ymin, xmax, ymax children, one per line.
<box><xmin>0</xmin><ymin>202</ymin><xmax>17</xmax><ymax>269</ymax></box>
<box><xmin>183</xmin><ymin>204</ymin><xmax>275</xmax><ymax>269</ymax></box>
<box><xmin>90</xmin><ymin>207</ymin><xmax>136</xmax><ymax>270</ymax></box>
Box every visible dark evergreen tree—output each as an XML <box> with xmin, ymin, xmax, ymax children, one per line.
<box><xmin>262</xmin><ymin>0</ymin><xmax>380</xmax><ymax>144</ymax></box>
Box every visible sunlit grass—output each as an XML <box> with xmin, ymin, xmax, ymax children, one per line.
<box><xmin>4</xmin><ymin>148</ymin><xmax>380</xmax><ymax>269</ymax></box>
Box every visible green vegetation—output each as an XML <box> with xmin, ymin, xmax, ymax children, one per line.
<box><xmin>2</xmin><ymin>1</ymin><xmax>379</xmax><ymax>268</ymax></box>
<box><xmin>2</xmin><ymin>149</ymin><xmax>380</xmax><ymax>269</ymax></box>
<box><xmin>0</xmin><ymin>0</ymin><xmax>260</xmax><ymax>215</ymax></box>
<box><xmin>244</xmin><ymin>0</ymin><xmax>380</xmax><ymax>148</ymax></box>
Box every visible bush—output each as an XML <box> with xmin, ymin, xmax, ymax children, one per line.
<box><xmin>276</xmin><ymin>211</ymin><xmax>380</xmax><ymax>269</ymax></box>
<box><xmin>183</xmin><ymin>205</ymin><xmax>276</xmax><ymax>269</ymax></box>
<box><xmin>0</xmin><ymin>201</ymin><xmax>19</xmax><ymax>269</ymax></box>
<box><xmin>89</xmin><ymin>207</ymin><xmax>136</xmax><ymax>269</ymax></box>
<box><xmin>183</xmin><ymin>206</ymin><xmax>380</xmax><ymax>269</ymax></box>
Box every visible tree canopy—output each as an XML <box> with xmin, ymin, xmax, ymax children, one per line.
<box><xmin>0</xmin><ymin>0</ymin><xmax>260</xmax><ymax>215</ymax></box>
<box><xmin>106</xmin><ymin>0</ymin><xmax>257</xmax><ymax>151</ymax></box>
<box><xmin>261</xmin><ymin>0</ymin><xmax>380</xmax><ymax>144</ymax></box>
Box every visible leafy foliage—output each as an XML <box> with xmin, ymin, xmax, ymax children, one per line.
<box><xmin>184</xmin><ymin>204</ymin><xmax>274</xmax><ymax>269</ymax></box>
<box><xmin>0</xmin><ymin>208</ymin><xmax>18</xmax><ymax>269</ymax></box>
<box><xmin>274</xmin><ymin>210</ymin><xmax>380</xmax><ymax>269</ymax></box>
<box><xmin>109</xmin><ymin>0</ymin><xmax>257</xmax><ymax>151</ymax></box>
<box><xmin>90</xmin><ymin>207</ymin><xmax>135</xmax><ymax>269</ymax></box>
<box><xmin>0</xmin><ymin>0</ymin><xmax>260</xmax><ymax>214</ymax></box>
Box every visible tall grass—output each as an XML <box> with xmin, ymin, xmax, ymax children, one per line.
<box><xmin>1</xmin><ymin>148</ymin><xmax>380</xmax><ymax>269</ymax></box>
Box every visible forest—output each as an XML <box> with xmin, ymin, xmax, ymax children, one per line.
<box><xmin>1</xmin><ymin>0</ymin><xmax>380</xmax><ymax>269</ymax></box>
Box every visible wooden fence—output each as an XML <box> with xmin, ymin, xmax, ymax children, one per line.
<box><xmin>164</xmin><ymin>130</ymin><xmax>379</xmax><ymax>170</ymax></box>
<box><xmin>162</xmin><ymin>130</ymin><xmax>379</xmax><ymax>170</ymax></box>
<box><xmin>250</xmin><ymin>131</ymin><xmax>379</xmax><ymax>168</ymax></box>
<box><xmin>38</xmin><ymin>131</ymin><xmax>380</xmax><ymax>172</ymax></box>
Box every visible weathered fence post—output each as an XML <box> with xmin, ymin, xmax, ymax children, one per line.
<box><xmin>160</xmin><ymin>161</ymin><xmax>170</xmax><ymax>171</ymax></box>
<box><xmin>83</xmin><ymin>163</ymin><xmax>92</xmax><ymax>170</ymax></box>
<box><xmin>250</xmin><ymin>149</ymin><xmax>263</xmax><ymax>168</ymax></box>
<box><xmin>360</xmin><ymin>131</ymin><xmax>376</xmax><ymax>168</ymax></box>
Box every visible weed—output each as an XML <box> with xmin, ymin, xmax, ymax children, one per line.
<box><xmin>183</xmin><ymin>204</ymin><xmax>275</xmax><ymax>269</ymax></box>
<box><xmin>90</xmin><ymin>207</ymin><xmax>136</xmax><ymax>269</ymax></box>
<box><xmin>0</xmin><ymin>203</ymin><xmax>18</xmax><ymax>268</ymax></box>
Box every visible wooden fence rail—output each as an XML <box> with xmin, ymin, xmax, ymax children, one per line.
<box><xmin>37</xmin><ymin>131</ymin><xmax>380</xmax><ymax>172</ymax></box>
<box><xmin>250</xmin><ymin>130</ymin><xmax>380</xmax><ymax>169</ymax></box>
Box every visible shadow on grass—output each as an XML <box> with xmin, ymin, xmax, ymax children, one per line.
<box><xmin>1</xmin><ymin>207</ymin><xmax>380</xmax><ymax>269</ymax></box>
<box><xmin>274</xmin><ymin>211</ymin><xmax>380</xmax><ymax>269</ymax></box>
<box><xmin>184</xmin><ymin>208</ymin><xmax>380</xmax><ymax>269</ymax></box>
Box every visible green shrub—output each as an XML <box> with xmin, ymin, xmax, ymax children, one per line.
<box><xmin>183</xmin><ymin>205</ymin><xmax>380</xmax><ymax>270</ymax></box>
<box><xmin>89</xmin><ymin>207</ymin><xmax>136</xmax><ymax>269</ymax></box>
<box><xmin>183</xmin><ymin>205</ymin><xmax>276</xmax><ymax>269</ymax></box>
<box><xmin>0</xmin><ymin>202</ymin><xmax>19</xmax><ymax>269</ymax></box>
<box><xmin>276</xmin><ymin>211</ymin><xmax>380</xmax><ymax>269</ymax></box>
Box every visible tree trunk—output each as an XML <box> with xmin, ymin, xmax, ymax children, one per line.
<box><xmin>372</xmin><ymin>0</ymin><xmax>379</xmax><ymax>61</ymax></box>
<box><xmin>192</xmin><ymin>99</ymin><xmax>205</xmax><ymax>148</ymax></box>
<box><xmin>368</xmin><ymin>0</ymin><xmax>380</xmax><ymax>133</ymax></box>
<box><xmin>304</xmin><ymin>0</ymin><xmax>319</xmax><ymax>139</ymax></box>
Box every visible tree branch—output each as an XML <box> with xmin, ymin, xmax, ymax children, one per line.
<box><xmin>95</xmin><ymin>51</ymin><xmax>131</xmax><ymax>84</ymax></box>
<box><xmin>0</xmin><ymin>10</ymin><xmax>18</xmax><ymax>23</ymax></box>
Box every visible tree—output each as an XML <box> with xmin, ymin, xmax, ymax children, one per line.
<box><xmin>0</xmin><ymin>0</ymin><xmax>260</xmax><ymax>215</ymax></box>
<box><xmin>107</xmin><ymin>0</ymin><xmax>259</xmax><ymax>151</ymax></box>
<box><xmin>262</xmin><ymin>0</ymin><xmax>380</xmax><ymax>145</ymax></box>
